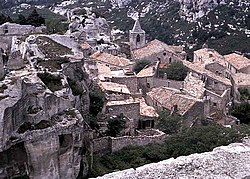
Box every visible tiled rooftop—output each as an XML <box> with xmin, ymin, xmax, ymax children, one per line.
<box><xmin>232</xmin><ymin>73</ymin><xmax>250</xmax><ymax>86</ymax></box>
<box><xmin>107</xmin><ymin>98</ymin><xmax>158</xmax><ymax>118</ymax></box>
<box><xmin>136</xmin><ymin>62</ymin><xmax>158</xmax><ymax>77</ymax></box>
<box><xmin>132</xmin><ymin>39</ymin><xmax>183</xmax><ymax>60</ymax></box>
<box><xmin>90</xmin><ymin>51</ymin><xmax>132</xmax><ymax>67</ymax></box>
<box><xmin>80</xmin><ymin>42</ymin><xmax>91</xmax><ymax>49</ymax></box>
<box><xmin>96</xmin><ymin>62</ymin><xmax>112</xmax><ymax>81</ymax></box>
<box><xmin>183</xmin><ymin>60</ymin><xmax>232</xmax><ymax>86</ymax></box>
<box><xmin>147</xmin><ymin>87</ymin><xmax>201</xmax><ymax>116</ymax></box>
<box><xmin>98</xmin><ymin>81</ymin><xmax>131</xmax><ymax>94</ymax></box>
<box><xmin>224</xmin><ymin>53</ymin><xmax>250</xmax><ymax>70</ymax></box>
<box><xmin>194</xmin><ymin>48</ymin><xmax>226</xmax><ymax>68</ymax></box>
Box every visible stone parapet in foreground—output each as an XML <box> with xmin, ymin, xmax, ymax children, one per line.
<box><xmin>94</xmin><ymin>139</ymin><xmax>250</xmax><ymax>179</ymax></box>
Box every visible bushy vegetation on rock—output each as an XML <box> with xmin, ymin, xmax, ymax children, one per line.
<box><xmin>90</xmin><ymin>124</ymin><xmax>250</xmax><ymax>177</ymax></box>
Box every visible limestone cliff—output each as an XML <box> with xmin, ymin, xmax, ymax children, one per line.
<box><xmin>0</xmin><ymin>34</ymin><xmax>94</xmax><ymax>178</ymax></box>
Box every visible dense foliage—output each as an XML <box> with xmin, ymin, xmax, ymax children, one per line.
<box><xmin>90</xmin><ymin>124</ymin><xmax>250</xmax><ymax>177</ymax></box>
<box><xmin>89</xmin><ymin>89</ymin><xmax>105</xmax><ymax>117</ymax></box>
<box><xmin>158</xmin><ymin>61</ymin><xmax>188</xmax><ymax>81</ymax></box>
<box><xmin>106</xmin><ymin>115</ymin><xmax>126</xmax><ymax>137</ymax></box>
<box><xmin>232</xmin><ymin>103</ymin><xmax>250</xmax><ymax>124</ymax></box>
<box><xmin>156</xmin><ymin>110</ymin><xmax>182</xmax><ymax>134</ymax></box>
<box><xmin>133</xmin><ymin>60</ymin><xmax>151</xmax><ymax>74</ymax></box>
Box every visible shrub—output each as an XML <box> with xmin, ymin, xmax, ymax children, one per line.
<box><xmin>158</xmin><ymin>61</ymin><xmax>188</xmax><ymax>81</ymax></box>
<box><xmin>133</xmin><ymin>60</ymin><xmax>151</xmax><ymax>74</ymax></box>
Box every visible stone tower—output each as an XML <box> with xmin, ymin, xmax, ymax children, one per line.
<box><xmin>129</xmin><ymin>18</ymin><xmax>145</xmax><ymax>50</ymax></box>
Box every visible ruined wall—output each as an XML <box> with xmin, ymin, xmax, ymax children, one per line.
<box><xmin>93</xmin><ymin>130</ymin><xmax>166</xmax><ymax>154</ymax></box>
<box><xmin>105</xmin><ymin>102</ymin><xmax>140</xmax><ymax>121</ymax></box>
<box><xmin>111</xmin><ymin>76</ymin><xmax>138</xmax><ymax>94</ymax></box>
<box><xmin>110</xmin><ymin>130</ymin><xmax>166</xmax><ymax>152</ymax></box>
<box><xmin>183</xmin><ymin>101</ymin><xmax>205</xmax><ymax>127</ymax></box>
<box><xmin>153</xmin><ymin>78</ymin><xmax>184</xmax><ymax>89</ymax></box>
<box><xmin>94</xmin><ymin>139</ymin><xmax>250</xmax><ymax>179</ymax></box>
<box><xmin>93</xmin><ymin>137</ymin><xmax>110</xmax><ymax>154</ymax></box>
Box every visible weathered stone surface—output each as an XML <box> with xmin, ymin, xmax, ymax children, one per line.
<box><xmin>94</xmin><ymin>139</ymin><xmax>250</xmax><ymax>179</ymax></box>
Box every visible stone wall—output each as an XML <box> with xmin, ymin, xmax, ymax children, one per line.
<box><xmin>93</xmin><ymin>129</ymin><xmax>166</xmax><ymax>154</ymax></box>
<box><xmin>111</xmin><ymin>76</ymin><xmax>138</xmax><ymax>94</ymax></box>
<box><xmin>153</xmin><ymin>78</ymin><xmax>184</xmax><ymax>89</ymax></box>
<box><xmin>94</xmin><ymin>138</ymin><xmax>250</xmax><ymax>179</ymax></box>
<box><xmin>93</xmin><ymin>137</ymin><xmax>111</xmax><ymax>154</ymax></box>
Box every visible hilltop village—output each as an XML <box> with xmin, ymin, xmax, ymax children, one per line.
<box><xmin>0</xmin><ymin>8</ymin><xmax>250</xmax><ymax>179</ymax></box>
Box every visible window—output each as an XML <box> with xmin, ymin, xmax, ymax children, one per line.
<box><xmin>163</xmin><ymin>52</ymin><xmax>166</xmax><ymax>56</ymax></box>
<box><xmin>136</xmin><ymin>34</ymin><xmax>140</xmax><ymax>43</ymax></box>
<box><xmin>209</xmin><ymin>54</ymin><xmax>213</xmax><ymax>58</ymax></box>
<box><xmin>146</xmin><ymin>82</ymin><xmax>150</xmax><ymax>88</ymax></box>
<box><xmin>213</xmin><ymin>102</ymin><xmax>217</xmax><ymax>107</ymax></box>
<box><xmin>169</xmin><ymin>57</ymin><xmax>172</xmax><ymax>63</ymax></box>
<box><xmin>3</xmin><ymin>25</ymin><xmax>8</xmax><ymax>34</ymax></box>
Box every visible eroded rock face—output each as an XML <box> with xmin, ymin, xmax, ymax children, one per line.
<box><xmin>178</xmin><ymin>0</ymin><xmax>223</xmax><ymax>21</ymax></box>
<box><xmin>95</xmin><ymin>139</ymin><xmax>250</xmax><ymax>179</ymax></box>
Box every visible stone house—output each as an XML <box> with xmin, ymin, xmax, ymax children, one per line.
<box><xmin>193</xmin><ymin>48</ymin><xmax>230</xmax><ymax>78</ymax></box>
<box><xmin>183</xmin><ymin>60</ymin><xmax>232</xmax><ymax>95</ymax></box>
<box><xmin>136</xmin><ymin>61</ymin><xmax>159</xmax><ymax>94</ymax></box>
<box><xmin>129</xmin><ymin>19</ymin><xmax>186</xmax><ymax>64</ymax></box>
<box><xmin>0</xmin><ymin>22</ymin><xmax>45</xmax><ymax>36</ymax></box>
<box><xmin>0</xmin><ymin>50</ymin><xmax>4</xmax><ymax>79</ymax></box>
<box><xmin>131</xmin><ymin>39</ymin><xmax>186</xmax><ymax>64</ymax></box>
<box><xmin>146</xmin><ymin>87</ymin><xmax>205</xmax><ymax>127</ymax></box>
<box><xmin>98</xmin><ymin>81</ymin><xmax>131</xmax><ymax>101</ymax></box>
<box><xmin>231</xmin><ymin>73</ymin><xmax>250</xmax><ymax>102</ymax></box>
<box><xmin>102</xmin><ymin>98</ymin><xmax>158</xmax><ymax>131</ymax></box>
<box><xmin>224</xmin><ymin>53</ymin><xmax>250</xmax><ymax>74</ymax></box>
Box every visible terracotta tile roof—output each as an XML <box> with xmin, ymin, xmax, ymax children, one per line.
<box><xmin>194</xmin><ymin>48</ymin><xmax>227</xmax><ymax>68</ymax></box>
<box><xmin>147</xmin><ymin>87</ymin><xmax>201</xmax><ymax>116</ymax></box>
<box><xmin>132</xmin><ymin>39</ymin><xmax>182</xmax><ymax>60</ymax></box>
<box><xmin>80</xmin><ymin>42</ymin><xmax>91</xmax><ymax>49</ymax></box>
<box><xmin>136</xmin><ymin>62</ymin><xmax>158</xmax><ymax>77</ymax></box>
<box><xmin>232</xmin><ymin>73</ymin><xmax>250</xmax><ymax>86</ymax></box>
<box><xmin>137</xmin><ymin>98</ymin><xmax>159</xmax><ymax>118</ymax></box>
<box><xmin>224</xmin><ymin>53</ymin><xmax>250</xmax><ymax>70</ymax></box>
<box><xmin>90</xmin><ymin>51</ymin><xmax>132</xmax><ymax>67</ymax></box>
<box><xmin>96</xmin><ymin>62</ymin><xmax>112</xmax><ymax>80</ymax></box>
<box><xmin>98</xmin><ymin>81</ymin><xmax>131</xmax><ymax>94</ymax></box>
<box><xmin>183</xmin><ymin>60</ymin><xmax>232</xmax><ymax>86</ymax></box>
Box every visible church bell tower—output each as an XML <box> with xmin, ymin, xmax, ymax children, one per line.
<box><xmin>129</xmin><ymin>18</ymin><xmax>145</xmax><ymax>51</ymax></box>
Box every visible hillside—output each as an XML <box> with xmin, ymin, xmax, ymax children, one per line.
<box><xmin>1</xmin><ymin>0</ymin><xmax>250</xmax><ymax>58</ymax></box>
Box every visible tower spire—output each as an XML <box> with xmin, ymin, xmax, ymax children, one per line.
<box><xmin>129</xmin><ymin>18</ymin><xmax>146</xmax><ymax>50</ymax></box>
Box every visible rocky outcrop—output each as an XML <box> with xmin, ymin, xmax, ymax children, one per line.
<box><xmin>178</xmin><ymin>0</ymin><xmax>223</xmax><ymax>21</ymax></box>
<box><xmin>95</xmin><ymin>138</ymin><xmax>250</xmax><ymax>179</ymax></box>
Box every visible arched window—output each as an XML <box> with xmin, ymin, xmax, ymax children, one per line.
<box><xmin>169</xmin><ymin>57</ymin><xmax>172</xmax><ymax>63</ymax></box>
<box><xmin>136</xmin><ymin>34</ymin><xmax>140</xmax><ymax>43</ymax></box>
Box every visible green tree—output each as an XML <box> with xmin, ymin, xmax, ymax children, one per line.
<box><xmin>106</xmin><ymin>115</ymin><xmax>126</xmax><ymax>137</ymax></box>
<box><xmin>89</xmin><ymin>89</ymin><xmax>105</xmax><ymax>117</ymax></box>
<box><xmin>238</xmin><ymin>88</ymin><xmax>250</xmax><ymax>101</ymax></box>
<box><xmin>156</xmin><ymin>110</ymin><xmax>182</xmax><ymax>134</ymax></box>
<box><xmin>133</xmin><ymin>59</ymin><xmax>151</xmax><ymax>74</ymax></box>
<box><xmin>232</xmin><ymin>102</ymin><xmax>250</xmax><ymax>124</ymax></box>
<box><xmin>0</xmin><ymin>14</ymin><xmax>12</xmax><ymax>25</ymax></box>
<box><xmin>15</xmin><ymin>14</ymin><xmax>27</xmax><ymax>25</ymax></box>
<box><xmin>159</xmin><ymin>61</ymin><xmax>188</xmax><ymax>81</ymax></box>
<box><xmin>45</xmin><ymin>18</ymin><xmax>68</xmax><ymax>34</ymax></box>
<box><xmin>26</xmin><ymin>9</ymin><xmax>45</xmax><ymax>27</ymax></box>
